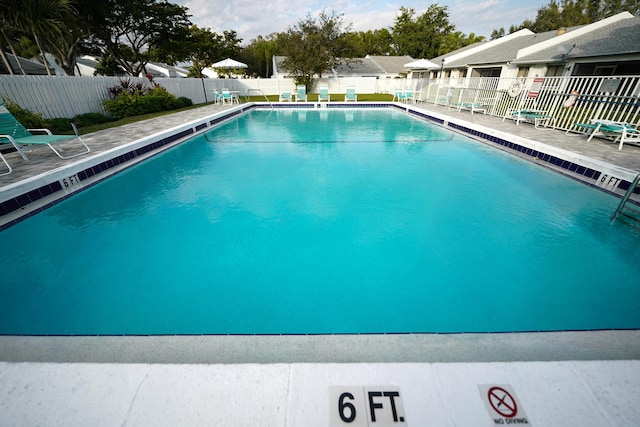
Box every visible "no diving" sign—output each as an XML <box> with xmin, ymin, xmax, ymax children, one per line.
<box><xmin>478</xmin><ymin>384</ymin><xmax>531</xmax><ymax>425</ymax></box>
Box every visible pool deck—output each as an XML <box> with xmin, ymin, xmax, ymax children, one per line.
<box><xmin>1</xmin><ymin>102</ymin><xmax>639</xmax><ymax>426</ymax></box>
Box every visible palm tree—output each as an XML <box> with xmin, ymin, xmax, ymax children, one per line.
<box><xmin>11</xmin><ymin>0</ymin><xmax>75</xmax><ymax>75</ymax></box>
<box><xmin>0</xmin><ymin>0</ymin><xmax>27</xmax><ymax>74</ymax></box>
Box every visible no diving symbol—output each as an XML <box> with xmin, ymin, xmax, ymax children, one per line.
<box><xmin>488</xmin><ymin>386</ymin><xmax>517</xmax><ymax>418</ymax></box>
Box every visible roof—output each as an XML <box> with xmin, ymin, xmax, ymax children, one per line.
<box><xmin>1</xmin><ymin>54</ymin><xmax>48</xmax><ymax>75</ymax></box>
<box><xmin>273</xmin><ymin>55</ymin><xmax>414</xmax><ymax>77</ymax></box>
<box><xmin>443</xmin><ymin>30</ymin><xmax>564</xmax><ymax>67</ymax></box>
<box><xmin>432</xmin><ymin>11</ymin><xmax>639</xmax><ymax>69</ymax></box>
<box><xmin>515</xmin><ymin>15</ymin><xmax>640</xmax><ymax>64</ymax></box>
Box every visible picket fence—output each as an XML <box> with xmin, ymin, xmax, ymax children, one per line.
<box><xmin>0</xmin><ymin>74</ymin><xmax>639</xmax><ymax>133</ymax></box>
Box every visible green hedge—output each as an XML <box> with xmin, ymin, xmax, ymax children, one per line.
<box><xmin>102</xmin><ymin>86</ymin><xmax>192</xmax><ymax>119</ymax></box>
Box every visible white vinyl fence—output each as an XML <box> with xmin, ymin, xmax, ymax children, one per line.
<box><xmin>1</xmin><ymin>74</ymin><xmax>638</xmax><ymax>133</ymax></box>
<box><xmin>0</xmin><ymin>75</ymin><xmax>380</xmax><ymax>118</ymax></box>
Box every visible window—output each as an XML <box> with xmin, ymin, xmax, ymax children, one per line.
<box><xmin>517</xmin><ymin>67</ymin><xmax>530</xmax><ymax>78</ymax></box>
<box><xmin>545</xmin><ymin>66</ymin><xmax>564</xmax><ymax>77</ymax></box>
<box><xmin>471</xmin><ymin>67</ymin><xmax>501</xmax><ymax>77</ymax></box>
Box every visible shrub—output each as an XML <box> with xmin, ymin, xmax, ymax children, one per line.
<box><xmin>73</xmin><ymin>112</ymin><xmax>113</xmax><ymax>127</ymax></box>
<box><xmin>177</xmin><ymin>96</ymin><xmax>193</xmax><ymax>108</ymax></box>
<box><xmin>102</xmin><ymin>85</ymin><xmax>184</xmax><ymax>119</ymax></box>
<box><xmin>2</xmin><ymin>98</ymin><xmax>48</xmax><ymax>129</ymax></box>
<box><xmin>47</xmin><ymin>118</ymin><xmax>72</xmax><ymax>132</ymax></box>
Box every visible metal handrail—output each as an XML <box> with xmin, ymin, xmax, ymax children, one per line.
<box><xmin>612</xmin><ymin>173</ymin><xmax>640</xmax><ymax>221</ymax></box>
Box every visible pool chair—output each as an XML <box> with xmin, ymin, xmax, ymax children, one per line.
<box><xmin>295</xmin><ymin>85</ymin><xmax>307</xmax><ymax>102</ymax></box>
<box><xmin>404</xmin><ymin>89</ymin><xmax>415</xmax><ymax>103</ymax></box>
<box><xmin>0</xmin><ymin>150</ymin><xmax>11</xmax><ymax>175</ymax></box>
<box><xmin>318</xmin><ymin>86</ymin><xmax>330</xmax><ymax>102</ymax></box>
<box><xmin>0</xmin><ymin>100</ymin><xmax>90</xmax><ymax>161</ymax></box>
<box><xmin>213</xmin><ymin>89</ymin><xmax>223</xmax><ymax>104</ymax></box>
<box><xmin>503</xmin><ymin>108</ymin><xmax>555</xmax><ymax>128</ymax></box>
<box><xmin>344</xmin><ymin>87</ymin><xmax>357</xmax><ymax>102</ymax></box>
<box><xmin>579</xmin><ymin>120</ymin><xmax>640</xmax><ymax>150</ymax></box>
<box><xmin>392</xmin><ymin>88</ymin><xmax>407</xmax><ymax>102</ymax></box>
<box><xmin>220</xmin><ymin>88</ymin><xmax>238</xmax><ymax>104</ymax></box>
<box><xmin>279</xmin><ymin>91</ymin><xmax>292</xmax><ymax>102</ymax></box>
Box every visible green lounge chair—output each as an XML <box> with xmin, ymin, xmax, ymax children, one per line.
<box><xmin>344</xmin><ymin>87</ymin><xmax>357</xmax><ymax>102</ymax></box>
<box><xmin>279</xmin><ymin>91</ymin><xmax>292</xmax><ymax>102</ymax></box>
<box><xmin>318</xmin><ymin>86</ymin><xmax>330</xmax><ymax>102</ymax></box>
<box><xmin>0</xmin><ymin>100</ymin><xmax>90</xmax><ymax>161</ymax></box>
<box><xmin>503</xmin><ymin>109</ymin><xmax>555</xmax><ymax>128</ymax></box>
<box><xmin>585</xmin><ymin>120</ymin><xmax>640</xmax><ymax>150</ymax></box>
<box><xmin>295</xmin><ymin>85</ymin><xmax>307</xmax><ymax>102</ymax></box>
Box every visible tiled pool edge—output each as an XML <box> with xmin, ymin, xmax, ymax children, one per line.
<box><xmin>1</xmin><ymin>102</ymin><xmax>639</xmax><ymax>230</ymax></box>
<box><xmin>396</xmin><ymin>103</ymin><xmax>640</xmax><ymax>199</ymax></box>
<box><xmin>0</xmin><ymin>105</ymin><xmax>249</xmax><ymax>230</ymax></box>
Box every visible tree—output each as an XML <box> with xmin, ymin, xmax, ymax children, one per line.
<box><xmin>491</xmin><ymin>0</ymin><xmax>640</xmax><ymax>36</ymax></box>
<box><xmin>278</xmin><ymin>10</ymin><xmax>354</xmax><ymax>88</ymax></box>
<box><xmin>94</xmin><ymin>51</ymin><xmax>126</xmax><ymax>76</ymax></box>
<box><xmin>242</xmin><ymin>34</ymin><xmax>279</xmax><ymax>77</ymax></box>
<box><xmin>391</xmin><ymin>5</ymin><xmax>455</xmax><ymax>58</ymax></box>
<box><xmin>343</xmin><ymin>29</ymin><xmax>393</xmax><ymax>57</ymax></box>
<box><xmin>439</xmin><ymin>31</ymin><xmax>485</xmax><ymax>55</ymax></box>
<box><xmin>94</xmin><ymin>0</ymin><xmax>191</xmax><ymax>76</ymax></box>
<box><xmin>2</xmin><ymin>0</ymin><xmax>75</xmax><ymax>75</ymax></box>
<box><xmin>43</xmin><ymin>0</ymin><xmax>99</xmax><ymax>75</ymax></box>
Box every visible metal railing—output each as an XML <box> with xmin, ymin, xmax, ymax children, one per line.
<box><xmin>409</xmin><ymin>75</ymin><xmax>640</xmax><ymax>132</ymax></box>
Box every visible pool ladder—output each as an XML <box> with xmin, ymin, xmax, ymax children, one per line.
<box><xmin>246</xmin><ymin>89</ymin><xmax>273</xmax><ymax>108</ymax></box>
<box><xmin>612</xmin><ymin>173</ymin><xmax>640</xmax><ymax>222</ymax></box>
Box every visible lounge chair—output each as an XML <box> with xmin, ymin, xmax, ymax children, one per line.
<box><xmin>404</xmin><ymin>89</ymin><xmax>415</xmax><ymax>103</ymax></box>
<box><xmin>451</xmin><ymin>88</ymin><xmax>495</xmax><ymax>115</ymax></box>
<box><xmin>318</xmin><ymin>86</ymin><xmax>330</xmax><ymax>102</ymax></box>
<box><xmin>295</xmin><ymin>85</ymin><xmax>307</xmax><ymax>102</ymax></box>
<box><xmin>0</xmin><ymin>100</ymin><xmax>90</xmax><ymax>161</ymax></box>
<box><xmin>503</xmin><ymin>109</ymin><xmax>555</xmax><ymax>128</ymax></box>
<box><xmin>213</xmin><ymin>89</ymin><xmax>223</xmax><ymax>104</ymax></box>
<box><xmin>279</xmin><ymin>91</ymin><xmax>292</xmax><ymax>102</ymax></box>
<box><xmin>220</xmin><ymin>88</ymin><xmax>238</xmax><ymax>104</ymax></box>
<box><xmin>0</xmin><ymin>150</ymin><xmax>11</xmax><ymax>175</ymax></box>
<box><xmin>575</xmin><ymin>120</ymin><xmax>640</xmax><ymax>150</ymax></box>
<box><xmin>392</xmin><ymin>88</ymin><xmax>406</xmax><ymax>102</ymax></box>
<box><xmin>344</xmin><ymin>87</ymin><xmax>357</xmax><ymax>102</ymax></box>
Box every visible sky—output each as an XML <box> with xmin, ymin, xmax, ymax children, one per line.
<box><xmin>172</xmin><ymin>0</ymin><xmax>552</xmax><ymax>45</ymax></box>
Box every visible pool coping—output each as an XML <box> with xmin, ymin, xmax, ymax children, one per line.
<box><xmin>1</xmin><ymin>330</ymin><xmax>639</xmax><ymax>364</ymax></box>
<box><xmin>1</xmin><ymin>102</ymin><xmax>638</xmax><ymax>364</ymax></box>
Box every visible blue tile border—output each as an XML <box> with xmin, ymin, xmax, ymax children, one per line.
<box><xmin>405</xmin><ymin>108</ymin><xmax>639</xmax><ymax>197</ymax></box>
<box><xmin>0</xmin><ymin>107</ymin><xmax>254</xmax><ymax>231</ymax></box>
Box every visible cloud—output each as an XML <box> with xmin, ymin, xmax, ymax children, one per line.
<box><xmin>174</xmin><ymin>0</ymin><xmax>549</xmax><ymax>43</ymax></box>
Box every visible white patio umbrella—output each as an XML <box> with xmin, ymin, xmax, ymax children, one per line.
<box><xmin>211</xmin><ymin>58</ymin><xmax>248</xmax><ymax>69</ymax></box>
<box><xmin>404</xmin><ymin>58</ymin><xmax>440</xmax><ymax>69</ymax></box>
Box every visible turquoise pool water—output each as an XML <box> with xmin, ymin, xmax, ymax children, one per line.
<box><xmin>1</xmin><ymin>108</ymin><xmax>639</xmax><ymax>335</ymax></box>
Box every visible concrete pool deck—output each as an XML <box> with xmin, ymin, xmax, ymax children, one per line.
<box><xmin>1</xmin><ymin>101</ymin><xmax>639</xmax><ymax>425</ymax></box>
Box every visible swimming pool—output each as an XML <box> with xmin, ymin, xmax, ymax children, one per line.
<box><xmin>1</xmin><ymin>108</ymin><xmax>639</xmax><ymax>335</ymax></box>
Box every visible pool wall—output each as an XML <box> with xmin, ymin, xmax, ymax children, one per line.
<box><xmin>1</xmin><ymin>102</ymin><xmax>638</xmax><ymax>230</ymax></box>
